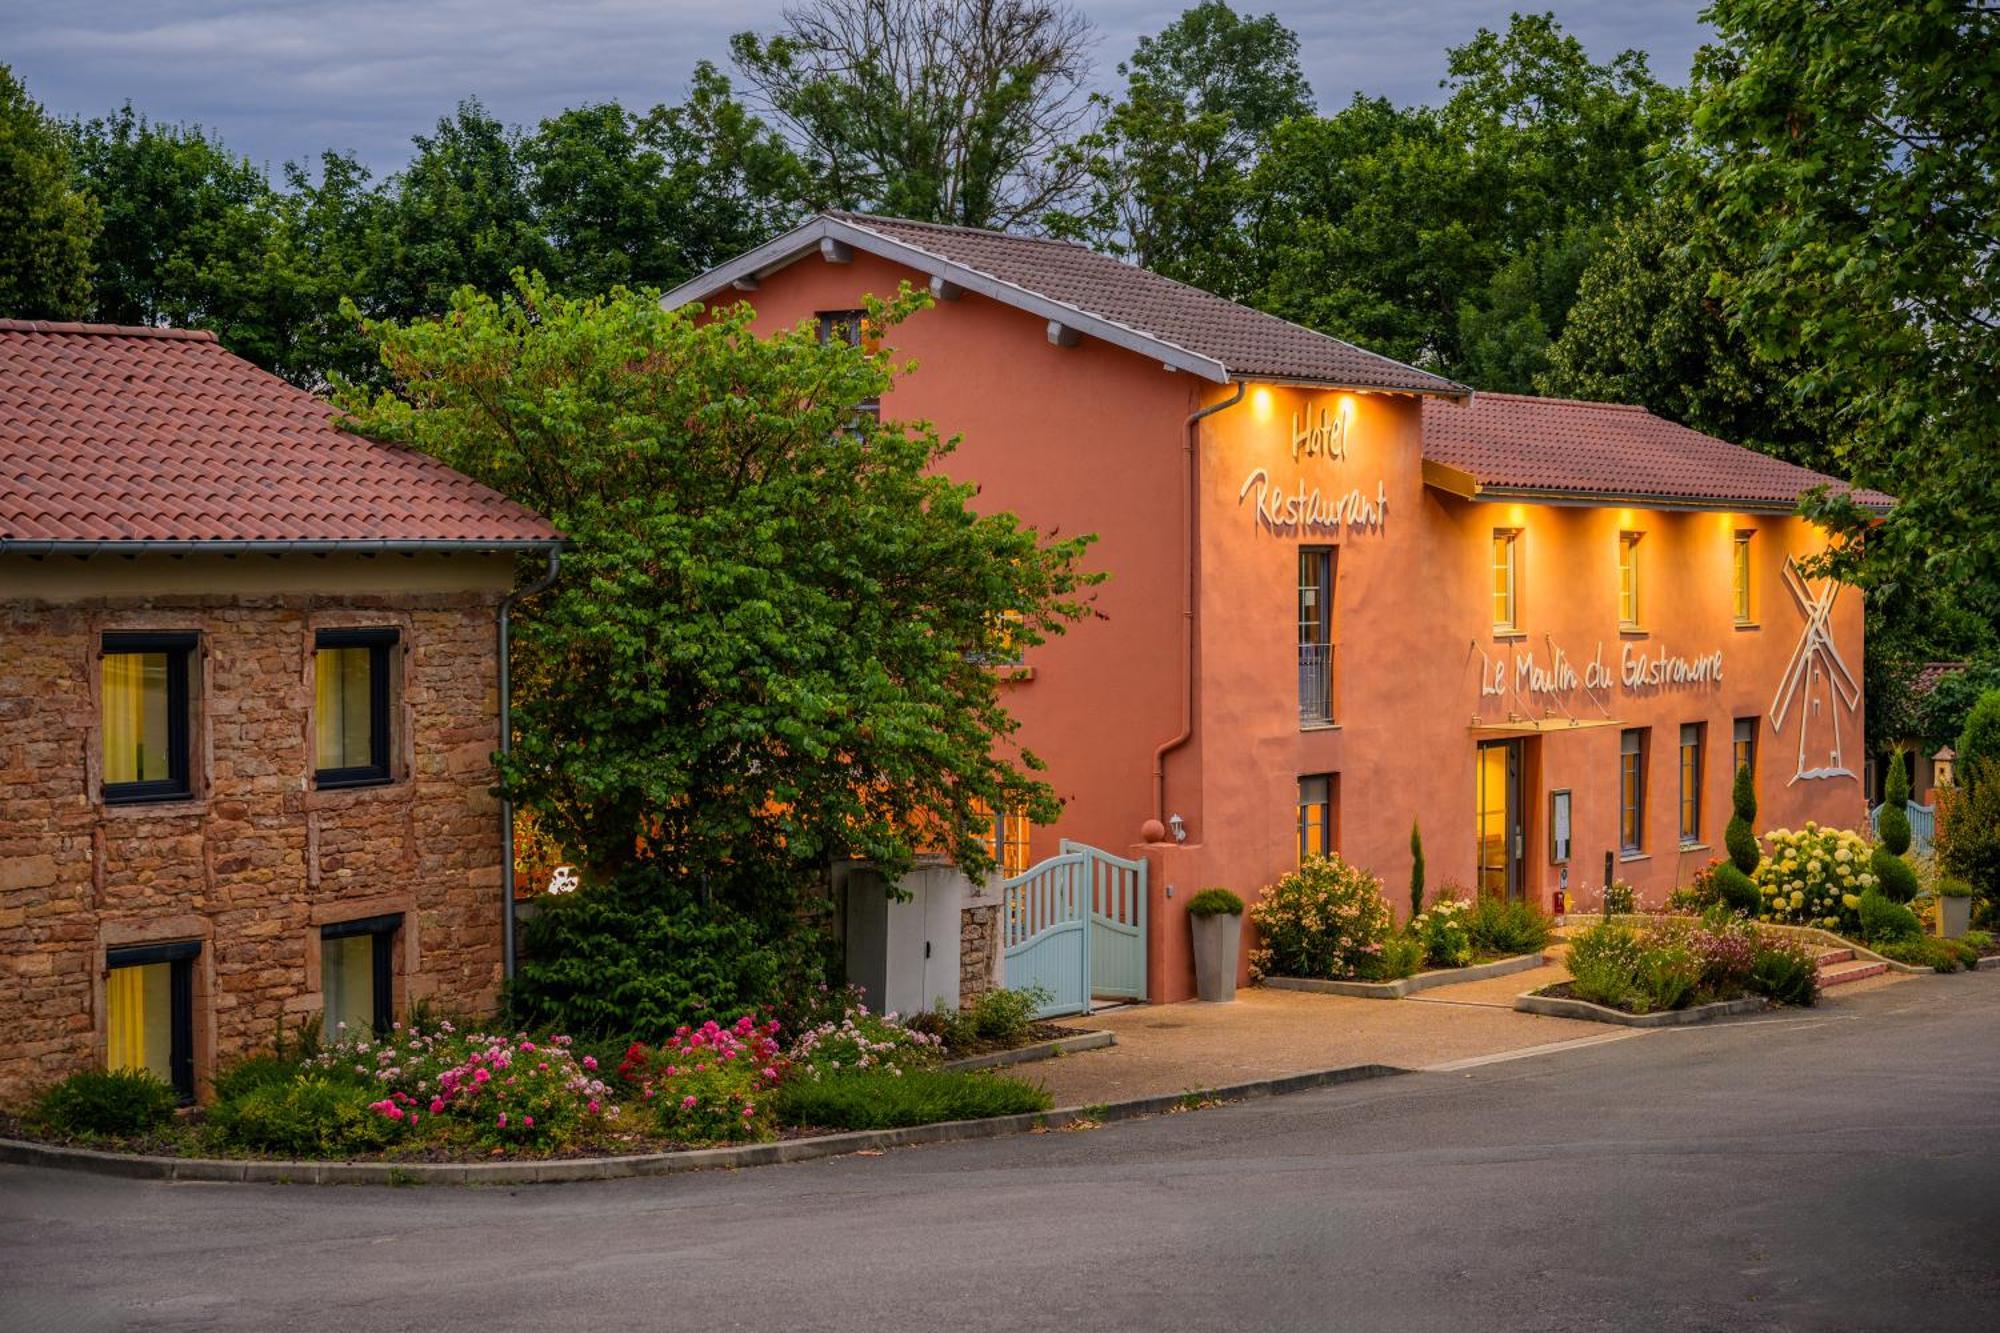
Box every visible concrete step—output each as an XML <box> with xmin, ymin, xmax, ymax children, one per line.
<box><xmin>1813</xmin><ymin>948</ymin><xmax>1855</xmax><ymax>967</ymax></box>
<box><xmin>1819</xmin><ymin>960</ymin><xmax>1889</xmax><ymax>987</ymax></box>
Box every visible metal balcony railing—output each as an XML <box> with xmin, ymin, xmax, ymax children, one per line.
<box><xmin>1299</xmin><ymin>643</ymin><xmax>1334</xmax><ymax>725</ymax></box>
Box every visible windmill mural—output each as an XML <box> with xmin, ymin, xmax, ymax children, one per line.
<box><xmin>1769</xmin><ymin>559</ymin><xmax>1861</xmax><ymax>785</ymax></box>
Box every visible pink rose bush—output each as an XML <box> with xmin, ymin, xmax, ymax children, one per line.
<box><xmin>785</xmin><ymin>999</ymin><xmax>942</xmax><ymax>1083</ymax></box>
<box><xmin>616</xmin><ymin>1016</ymin><xmax>786</xmax><ymax>1146</ymax></box>
<box><xmin>1248</xmin><ymin>854</ymin><xmax>1399</xmax><ymax>981</ymax></box>
<box><xmin>309</xmin><ymin>1021</ymin><xmax>619</xmax><ymax>1151</ymax></box>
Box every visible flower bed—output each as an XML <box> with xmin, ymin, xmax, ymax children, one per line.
<box><xmin>1545</xmin><ymin>914</ymin><xmax>1819</xmax><ymax>1016</ymax></box>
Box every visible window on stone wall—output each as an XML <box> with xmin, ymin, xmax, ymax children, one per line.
<box><xmin>105</xmin><ymin>941</ymin><xmax>197</xmax><ymax>1100</ymax></box>
<box><xmin>101</xmin><ymin>631</ymin><xmax>197</xmax><ymax>804</ymax></box>
<box><xmin>322</xmin><ymin>914</ymin><xmax>401</xmax><ymax>1037</ymax></box>
<box><xmin>314</xmin><ymin>628</ymin><xmax>397</xmax><ymax>788</ymax></box>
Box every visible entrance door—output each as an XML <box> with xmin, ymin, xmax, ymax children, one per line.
<box><xmin>1476</xmin><ymin>740</ymin><xmax>1527</xmax><ymax>901</ymax></box>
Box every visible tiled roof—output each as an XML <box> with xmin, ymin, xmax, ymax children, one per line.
<box><xmin>1422</xmin><ymin>392</ymin><xmax>1895</xmax><ymax>512</ymax></box>
<box><xmin>1911</xmin><ymin>661</ymin><xmax>1967</xmax><ymax>698</ymax></box>
<box><xmin>664</xmin><ymin>212</ymin><xmax>1467</xmax><ymax>397</ymax></box>
<box><xmin>0</xmin><ymin>320</ymin><xmax>560</xmax><ymax>548</ymax></box>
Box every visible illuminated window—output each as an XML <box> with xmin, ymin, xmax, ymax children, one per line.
<box><xmin>1733</xmin><ymin>717</ymin><xmax>1758</xmax><ymax>797</ymax></box>
<box><xmin>1298</xmin><ymin>548</ymin><xmax>1335</xmax><ymax>725</ymax></box>
<box><xmin>968</xmin><ymin>610</ymin><xmax>1025</xmax><ymax>666</ymax></box>
<box><xmin>1732</xmin><ymin>531</ymin><xmax>1754</xmax><ymax>623</ymax></box>
<box><xmin>101</xmin><ymin>631</ymin><xmax>195</xmax><ymax>804</ymax></box>
<box><xmin>1619</xmin><ymin>728</ymin><xmax>1647</xmax><ymax>853</ymax></box>
<box><xmin>314</xmin><ymin>628</ymin><xmax>396</xmax><ymax>787</ymax></box>
<box><xmin>322</xmin><ymin>915</ymin><xmax>400</xmax><ymax>1037</ymax></box>
<box><xmin>1618</xmin><ymin>532</ymin><xmax>1643</xmax><ymax>629</ymax></box>
<box><xmin>1679</xmin><ymin>723</ymin><xmax>1705</xmax><ymax>845</ymax></box>
<box><xmin>976</xmin><ymin>803</ymin><xmax>1033</xmax><ymax>879</ymax></box>
<box><xmin>1298</xmin><ymin>774</ymin><xmax>1335</xmax><ymax>863</ymax></box>
<box><xmin>105</xmin><ymin>941</ymin><xmax>197</xmax><ymax>1100</ymax></box>
<box><xmin>1492</xmin><ymin>530</ymin><xmax>1520</xmax><ymax>631</ymax></box>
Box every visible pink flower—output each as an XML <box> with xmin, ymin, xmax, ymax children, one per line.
<box><xmin>521</xmin><ymin>1041</ymin><xmax>536</xmax><ymax>1053</ymax></box>
<box><xmin>741</xmin><ymin>1106</ymin><xmax>755</xmax><ymax>1118</ymax></box>
<box><xmin>523</xmin><ymin>1115</ymin><xmax>534</xmax><ymax>1129</ymax></box>
<box><xmin>429</xmin><ymin>1097</ymin><xmax>446</xmax><ymax>1114</ymax></box>
<box><xmin>587</xmin><ymin>1100</ymin><xmax>600</xmax><ymax>1114</ymax></box>
<box><xmin>680</xmin><ymin>1095</ymin><xmax>697</xmax><ymax>1110</ymax></box>
<box><xmin>497</xmin><ymin>1113</ymin><xmax>508</xmax><ymax>1128</ymax></box>
<box><xmin>582</xmin><ymin>1055</ymin><xmax>598</xmax><ymax>1070</ymax></box>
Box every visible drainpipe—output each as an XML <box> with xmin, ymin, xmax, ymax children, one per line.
<box><xmin>500</xmin><ymin>547</ymin><xmax>563</xmax><ymax>986</ymax></box>
<box><xmin>1151</xmin><ymin>381</ymin><xmax>1247</xmax><ymax>830</ymax></box>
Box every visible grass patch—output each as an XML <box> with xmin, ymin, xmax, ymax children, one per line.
<box><xmin>775</xmin><ymin>1069</ymin><xmax>1052</xmax><ymax>1131</ymax></box>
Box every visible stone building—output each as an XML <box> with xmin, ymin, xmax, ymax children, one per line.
<box><xmin>0</xmin><ymin>320</ymin><xmax>560</xmax><ymax>1103</ymax></box>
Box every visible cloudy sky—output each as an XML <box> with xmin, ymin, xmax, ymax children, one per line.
<box><xmin>4</xmin><ymin>1</ymin><xmax>1711</xmax><ymax>176</ymax></box>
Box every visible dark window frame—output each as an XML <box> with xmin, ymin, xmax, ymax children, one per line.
<box><xmin>321</xmin><ymin>914</ymin><xmax>401</xmax><ymax>1035</ymax></box>
<box><xmin>1733</xmin><ymin>716</ymin><xmax>1759</xmax><ymax>797</ymax></box>
<box><xmin>313</xmin><ymin>628</ymin><xmax>397</xmax><ymax>789</ymax></box>
<box><xmin>99</xmin><ymin>631</ymin><xmax>197</xmax><ymax>806</ymax></box>
<box><xmin>1620</xmin><ymin>728</ymin><xmax>1648</xmax><ymax>853</ymax></box>
<box><xmin>1298</xmin><ymin>547</ymin><xmax>1336</xmax><ymax>726</ymax></box>
<box><xmin>106</xmin><ymin>940</ymin><xmax>197</xmax><ymax>1101</ymax></box>
<box><xmin>1679</xmin><ymin>722</ymin><xmax>1706</xmax><ymax>845</ymax></box>
<box><xmin>1298</xmin><ymin>773</ymin><xmax>1335</xmax><ymax>863</ymax></box>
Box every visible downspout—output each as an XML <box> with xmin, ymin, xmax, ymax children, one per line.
<box><xmin>500</xmin><ymin>547</ymin><xmax>563</xmax><ymax>987</ymax></box>
<box><xmin>1152</xmin><ymin>380</ymin><xmax>1247</xmax><ymax>829</ymax></box>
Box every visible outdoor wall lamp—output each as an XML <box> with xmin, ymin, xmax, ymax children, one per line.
<box><xmin>1168</xmin><ymin>813</ymin><xmax>1187</xmax><ymax>844</ymax></box>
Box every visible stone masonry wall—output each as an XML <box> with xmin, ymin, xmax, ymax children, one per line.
<box><xmin>0</xmin><ymin>586</ymin><xmax>505</xmax><ymax>1103</ymax></box>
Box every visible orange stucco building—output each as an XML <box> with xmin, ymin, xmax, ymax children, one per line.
<box><xmin>666</xmin><ymin>214</ymin><xmax>1888</xmax><ymax>1003</ymax></box>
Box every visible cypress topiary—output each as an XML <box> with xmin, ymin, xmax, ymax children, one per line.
<box><xmin>1409</xmin><ymin>820</ymin><xmax>1426</xmax><ymax>921</ymax></box>
<box><xmin>1713</xmin><ymin>762</ymin><xmax>1762</xmax><ymax>914</ymax></box>
<box><xmin>1871</xmin><ymin>751</ymin><xmax>1920</xmax><ymax>902</ymax></box>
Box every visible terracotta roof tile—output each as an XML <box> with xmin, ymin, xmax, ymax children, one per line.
<box><xmin>1422</xmin><ymin>392</ymin><xmax>1894</xmax><ymax>512</ymax></box>
<box><xmin>827</xmin><ymin>213</ymin><xmax>1467</xmax><ymax>397</ymax></box>
<box><xmin>0</xmin><ymin>320</ymin><xmax>559</xmax><ymax>548</ymax></box>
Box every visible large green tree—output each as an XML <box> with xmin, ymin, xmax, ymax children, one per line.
<box><xmin>730</xmin><ymin>0</ymin><xmax>1096</xmax><ymax>227</ymax></box>
<box><xmin>0</xmin><ymin>65</ymin><xmax>98</xmax><ymax>319</ymax></box>
<box><xmin>336</xmin><ymin>276</ymin><xmax>1097</xmax><ymax>888</ymax></box>
<box><xmin>1058</xmin><ymin>1</ymin><xmax>1312</xmax><ymax>298</ymax></box>
<box><xmin>1688</xmin><ymin>0</ymin><xmax>2000</xmax><ymax>622</ymax></box>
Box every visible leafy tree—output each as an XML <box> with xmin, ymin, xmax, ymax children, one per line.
<box><xmin>1688</xmin><ymin>0</ymin><xmax>2000</xmax><ymax>624</ymax></box>
<box><xmin>66</xmin><ymin>107</ymin><xmax>282</xmax><ymax>340</ymax></box>
<box><xmin>370</xmin><ymin>99</ymin><xmax>547</xmax><ymax>321</ymax></box>
<box><xmin>1713</xmin><ymin>763</ymin><xmax>1761</xmax><ymax>915</ymax></box>
<box><xmin>730</xmin><ymin>0</ymin><xmax>1097</xmax><ymax>227</ymax></box>
<box><xmin>644</xmin><ymin>64</ymin><xmax>814</xmax><ymax>278</ymax></box>
<box><xmin>1539</xmin><ymin>197</ymin><xmax>1836</xmax><ymax>470</ymax></box>
<box><xmin>1935</xmin><ymin>756</ymin><xmax>2000</xmax><ymax>913</ymax></box>
<box><xmin>336</xmin><ymin>275</ymin><xmax>1098</xmax><ymax>895</ymax></box>
<box><xmin>1961</xmin><ymin>690</ymin><xmax>2000</xmax><ymax>782</ymax></box>
<box><xmin>1059</xmin><ymin>1</ymin><xmax>1312</xmax><ymax>297</ymax></box>
<box><xmin>0</xmin><ymin>65</ymin><xmax>97</xmax><ymax>319</ymax></box>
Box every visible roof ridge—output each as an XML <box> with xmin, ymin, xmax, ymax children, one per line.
<box><xmin>1464</xmin><ymin>390</ymin><xmax>1649</xmax><ymax>413</ymax></box>
<box><xmin>0</xmin><ymin>319</ymin><xmax>220</xmax><ymax>341</ymax></box>
<box><xmin>830</xmin><ymin>209</ymin><xmax>1086</xmax><ymax>251</ymax></box>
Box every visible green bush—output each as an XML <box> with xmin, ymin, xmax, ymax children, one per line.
<box><xmin>1938</xmin><ymin>876</ymin><xmax>1974</xmax><ymax>899</ymax></box>
<box><xmin>209</xmin><ymin>1054</ymin><xmax>299</xmax><ymax>1105</ymax></box>
<box><xmin>1247</xmin><ymin>854</ymin><xmax>1397</xmax><ymax>981</ymax></box>
<box><xmin>1878</xmin><ymin>752</ymin><xmax>1913</xmax><ymax>852</ymax></box>
<box><xmin>1564</xmin><ymin>923</ymin><xmax>1645</xmax><ymax>1011</ymax></box>
<box><xmin>1363</xmin><ymin>932</ymin><xmax>1424</xmax><ymax>981</ymax></box>
<box><xmin>1871</xmin><ymin>848</ymin><xmax>1921</xmax><ymax>903</ymax></box>
<box><xmin>1409</xmin><ymin>820</ymin><xmax>1426</xmax><ymax>922</ymax></box>
<box><xmin>1876</xmin><ymin>936</ymin><xmax>1965</xmax><ymax>972</ymax></box>
<box><xmin>1748</xmin><ymin>935</ymin><xmax>1820</xmax><ymax>1006</ymax></box>
<box><xmin>1958</xmin><ymin>688</ymin><xmax>2000</xmax><ymax>776</ymax></box>
<box><xmin>207</xmin><ymin>1073</ymin><xmax>395</xmax><ymax>1158</ymax></box>
<box><xmin>1185</xmin><ymin>887</ymin><xmax>1244</xmax><ymax>917</ymax></box>
<box><xmin>1936</xmin><ymin>757</ymin><xmax>2000</xmax><ymax>911</ymax></box>
<box><xmin>910</xmin><ymin>985</ymin><xmax>1047</xmax><ymax>1051</ymax></box>
<box><xmin>1857</xmin><ymin>889</ymin><xmax>1922</xmax><ymax>945</ymax></box>
<box><xmin>774</xmin><ymin>1068</ymin><xmax>1051</xmax><ymax>1130</ymax></box>
<box><xmin>34</xmin><ymin>1068</ymin><xmax>179</xmax><ymax>1138</ymax></box>
<box><xmin>1465</xmin><ymin>895</ymin><xmax>1555</xmax><ymax>955</ymax></box>
<box><xmin>1636</xmin><ymin>939</ymin><xmax>1704</xmax><ymax>1012</ymax></box>
<box><xmin>1411</xmin><ymin>895</ymin><xmax>1472</xmax><ymax>969</ymax></box>
<box><xmin>511</xmin><ymin>863</ymin><xmax>829</xmax><ymax>1039</ymax></box>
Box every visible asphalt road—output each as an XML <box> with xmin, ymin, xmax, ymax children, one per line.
<box><xmin>5</xmin><ymin>974</ymin><xmax>1998</xmax><ymax>1333</ymax></box>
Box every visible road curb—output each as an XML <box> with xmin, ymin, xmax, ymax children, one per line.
<box><xmin>0</xmin><ymin>1062</ymin><xmax>1408</xmax><ymax>1188</ymax></box>
<box><xmin>1264</xmin><ymin>953</ymin><xmax>1547</xmax><ymax>999</ymax></box>
<box><xmin>937</xmin><ymin>1028</ymin><xmax>1115</xmax><ymax>1072</ymax></box>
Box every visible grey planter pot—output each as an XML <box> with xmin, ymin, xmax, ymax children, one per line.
<box><xmin>1939</xmin><ymin>894</ymin><xmax>1972</xmax><ymax>938</ymax></box>
<box><xmin>1191</xmin><ymin>911</ymin><xmax>1242</xmax><ymax>1002</ymax></box>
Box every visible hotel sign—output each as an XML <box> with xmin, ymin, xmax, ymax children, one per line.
<box><xmin>1479</xmin><ymin>641</ymin><xmax>1725</xmax><ymax>701</ymax></box>
<box><xmin>1238</xmin><ymin>402</ymin><xmax>1388</xmax><ymax>537</ymax></box>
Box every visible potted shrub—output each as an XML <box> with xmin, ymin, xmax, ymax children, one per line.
<box><xmin>1937</xmin><ymin>876</ymin><xmax>1974</xmax><ymax>938</ymax></box>
<box><xmin>1187</xmin><ymin>887</ymin><xmax>1246</xmax><ymax>1002</ymax></box>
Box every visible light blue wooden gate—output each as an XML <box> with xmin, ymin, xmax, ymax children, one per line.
<box><xmin>1000</xmin><ymin>843</ymin><xmax>1148</xmax><ymax>1018</ymax></box>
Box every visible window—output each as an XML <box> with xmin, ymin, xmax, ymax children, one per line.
<box><xmin>1298</xmin><ymin>774</ymin><xmax>1335</xmax><ymax>863</ymax></box>
<box><xmin>816</xmin><ymin>309</ymin><xmax>879</xmax><ymax>417</ymax></box>
<box><xmin>968</xmin><ymin>610</ymin><xmax>1025</xmax><ymax>667</ymax></box>
<box><xmin>101</xmin><ymin>631</ymin><xmax>196</xmax><ymax>804</ymax></box>
<box><xmin>973</xmin><ymin>802</ymin><xmax>1031</xmax><ymax>878</ymax></box>
<box><xmin>1679</xmin><ymin>723</ymin><xmax>1706</xmax><ymax>845</ymax></box>
<box><xmin>314</xmin><ymin>628</ymin><xmax>396</xmax><ymax>787</ymax></box>
<box><xmin>1619</xmin><ymin>728</ymin><xmax>1648</xmax><ymax>853</ymax></box>
<box><xmin>1732</xmin><ymin>531</ymin><xmax>1755</xmax><ymax>623</ymax></box>
<box><xmin>1298</xmin><ymin>548</ymin><xmax>1335</xmax><ymax>725</ymax></box>
<box><xmin>1492</xmin><ymin>529</ymin><xmax>1520</xmax><ymax>631</ymax></box>
<box><xmin>322</xmin><ymin>915</ymin><xmax>401</xmax><ymax>1037</ymax></box>
<box><xmin>105</xmin><ymin>941</ymin><xmax>197</xmax><ymax>1100</ymax></box>
<box><xmin>1733</xmin><ymin>717</ymin><xmax>1758</xmax><ymax>797</ymax></box>
<box><xmin>1617</xmin><ymin>532</ymin><xmax>1643</xmax><ymax>629</ymax></box>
